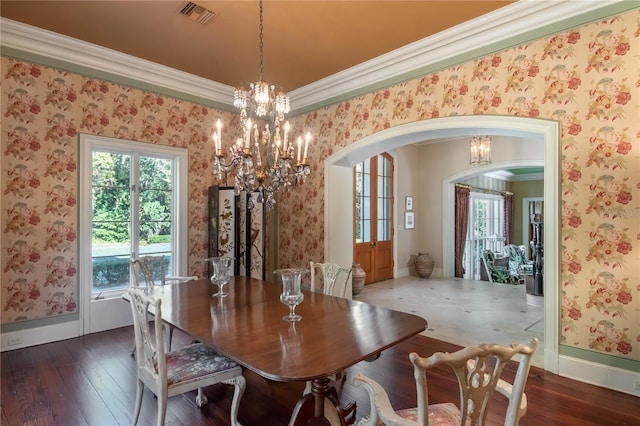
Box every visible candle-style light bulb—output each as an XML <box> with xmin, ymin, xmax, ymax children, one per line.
<box><xmin>283</xmin><ymin>121</ymin><xmax>290</xmax><ymax>154</ymax></box>
<box><xmin>213</xmin><ymin>132</ymin><xmax>219</xmax><ymax>153</ymax></box>
<box><xmin>303</xmin><ymin>131</ymin><xmax>311</xmax><ymax>163</ymax></box>
<box><xmin>216</xmin><ymin>118</ymin><xmax>222</xmax><ymax>150</ymax></box>
<box><xmin>245</xmin><ymin>119</ymin><xmax>252</xmax><ymax>148</ymax></box>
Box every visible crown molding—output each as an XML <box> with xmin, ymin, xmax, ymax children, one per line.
<box><xmin>0</xmin><ymin>17</ymin><xmax>236</xmax><ymax>110</ymax></box>
<box><xmin>486</xmin><ymin>170</ymin><xmax>545</xmax><ymax>182</ymax></box>
<box><xmin>0</xmin><ymin>1</ymin><xmax>630</xmax><ymax>113</ymax></box>
<box><xmin>290</xmin><ymin>0</ymin><xmax>631</xmax><ymax>112</ymax></box>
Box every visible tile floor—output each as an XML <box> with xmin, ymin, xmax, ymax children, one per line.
<box><xmin>356</xmin><ymin>275</ymin><xmax>545</xmax><ymax>367</ymax></box>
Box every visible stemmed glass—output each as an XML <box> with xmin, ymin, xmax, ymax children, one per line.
<box><xmin>207</xmin><ymin>257</ymin><xmax>233</xmax><ymax>298</ymax></box>
<box><xmin>275</xmin><ymin>268</ymin><xmax>305</xmax><ymax>321</ymax></box>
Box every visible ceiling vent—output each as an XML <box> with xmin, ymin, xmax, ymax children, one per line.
<box><xmin>179</xmin><ymin>2</ymin><xmax>215</xmax><ymax>24</ymax></box>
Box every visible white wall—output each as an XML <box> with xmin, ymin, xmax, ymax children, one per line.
<box><xmin>391</xmin><ymin>145</ymin><xmax>423</xmax><ymax>276</ymax></box>
<box><xmin>415</xmin><ymin>136</ymin><xmax>543</xmax><ymax>270</ymax></box>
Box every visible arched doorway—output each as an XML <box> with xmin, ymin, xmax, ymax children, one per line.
<box><xmin>325</xmin><ymin>115</ymin><xmax>560</xmax><ymax>374</ymax></box>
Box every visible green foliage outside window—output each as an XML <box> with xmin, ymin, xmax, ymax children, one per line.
<box><xmin>92</xmin><ymin>152</ymin><xmax>172</xmax><ymax>244</ymax></box>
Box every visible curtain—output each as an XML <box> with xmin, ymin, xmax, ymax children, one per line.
<box><xmin>454</xmin><ymin>185</ymin><xmax>470</xmax><ymax>278</ymax></box>
<box><xmin>503</xmin><ymin>193</ymin><xmax>513</xmax><ymax>246</ymax></box>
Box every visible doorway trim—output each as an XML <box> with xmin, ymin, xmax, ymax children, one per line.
<box><xmin>325</xmin><ymin>115</ymin><xmax>559</xmax><ymax>374</ymax></box>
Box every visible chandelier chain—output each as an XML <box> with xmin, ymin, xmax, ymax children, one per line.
<box><xmin>258</xmin><ymin>0</ymin><xmax>264</xmax><ymax>81</ymax></box>
<box><xmin>216</xmin><ymin>0</ymin><xmax>311</xmax><ymax>210</ymax></box>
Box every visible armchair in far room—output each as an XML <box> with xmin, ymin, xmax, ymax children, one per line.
<box><xmin>506</xmin><ymin>245</ymin><xmax>534</xmax><ymax>284</ymax></box>
<box><xmin>481</xmin><ymin>250</ymin><xmax>511</xmax><ymax>284</ymax></box>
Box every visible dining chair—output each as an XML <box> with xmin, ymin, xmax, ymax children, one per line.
<box><xmin>130</xmin><ymin>255</ymin><xmax>198</xmax><ymax>287</ymax></box>
<box><xmin>309</xmin><ymin>261</ymin><xmax>352</xmax><ymax>298</ymax></box>
<box><xmin>307</xmin><ymin>261</ymin><xmax>357</xmax><ymax>423</ymax></box>
<box><xmin>128</xmin><ymin>287</ymin><xmax>245</xmax><ymax>426</ymax></box>
<box><xmin>130</xmin><ymin>255</ymin><xmax>197</xmax><ymax>352</ymax></box>
<box><xmin>352</xmin><ymin>337</ymin><xmax>538</xmax><ymax>426</ymax></box>
<box><xmin>308</xmin><ymin>263</ymin><xmax>353</xmax><ymax>377</ymax></box>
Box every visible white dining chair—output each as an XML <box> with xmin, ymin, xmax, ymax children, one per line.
<box><xmin>128</xmin><ymin>287</ymin><xmax>245</xmax><ymax>426</ymax></box>
<box><xmin>130</xmin><ymin>255</ymin><xmax>197</xmax><ymax>352</ymax></box>
<box><xmin>306</xmin><ymin>261</ymin><xmax>356</xmax><ymax>423</ymax></box>
<box><xmin>309</xmin><ymin>261</ymin><xmax>352</xmax><ymax>298</ymax></box>
<box><xmin>353</xmin><ymin>338</ymin><xmax>538</xmax><ymax>426</ymax></box>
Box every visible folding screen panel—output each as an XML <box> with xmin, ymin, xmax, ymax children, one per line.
<box><xmin>208</xmin><ymin>186</ymin><xmax>265</xmax><ymax>280</ymax></box>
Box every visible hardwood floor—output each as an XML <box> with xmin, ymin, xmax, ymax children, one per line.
<box><xmin>2</xmin><ymin>326</ymin><xmax>637</xmax><ymax>425</ymax></box>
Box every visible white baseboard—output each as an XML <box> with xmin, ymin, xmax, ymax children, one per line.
<box><xmin>397</xmin><ymin>267</ymin><xmax>410</xmax><ymax>277</ymax></box>
<box><xmin>559</xmin><ymin>354</ymin><xmax>640</xmax><ymax>397</ymax></box>
<box><xmin>1</xmin><ymin>320</ymin><xmax>80</xmax><ymax>352</ymax></box>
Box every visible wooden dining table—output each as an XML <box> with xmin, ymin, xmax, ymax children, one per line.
<box><xmin>132</xmin><ymin>275</ymin><xmax>427</xmax><ymax>425</ymax></box>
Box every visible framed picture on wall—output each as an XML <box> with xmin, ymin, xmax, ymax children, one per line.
<box><xmin>405</xmin><ymin>211</ymin><xmax>415</xmax><ymax>229</ymax></box>
<box><xmin>405</xmin><ymin>196</ymin><xmax>413</xmax><ymax>210</ymax></box>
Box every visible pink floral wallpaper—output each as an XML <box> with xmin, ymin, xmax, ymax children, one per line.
<box><xmin>2</xmin><ymin>10</ymin><xmax>639</xmax><ymax>363</ymax></box>
<box><xmin>1</xmin><ymin>62</ymin><xmax>241</xmax><ymax>322</ymax></box>
<box><xmin>276</xmin><ymin>11</ymin><xmax>640</xmax><ymax>361</ymax></box>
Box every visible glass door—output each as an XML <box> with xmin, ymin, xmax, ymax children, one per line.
<box><xmin>354</xmin><ymin>153</ymin><xmax>394</xmax><ymax>283</ymax></box>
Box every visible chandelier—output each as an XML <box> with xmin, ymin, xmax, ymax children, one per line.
<box><xmin>469</xmin><ymin>136</ymin><xmax>492</xmax><ymax>166</ymax></box>
<box><xmin>212</xmin><ymin>0</ymin><xmax>311</xmax><ymax>210</ymax></box>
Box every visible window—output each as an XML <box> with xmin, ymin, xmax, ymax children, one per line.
<box><xmin>79</xmin><ymin>135</ymin><xmax>188</xmax><ymax>297</ymax></box>
<box><xmin>464</xmin><ymin>193</ymin><xmax>505</xmax><ymax>280</ymax></box>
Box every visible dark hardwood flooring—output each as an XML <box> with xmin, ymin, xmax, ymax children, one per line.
<box><xmin>1</xmin><ymin>326</ymin><xmax>638</xmax><ymax>425</ymax></box>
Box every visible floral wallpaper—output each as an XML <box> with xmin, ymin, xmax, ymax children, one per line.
<box><xmin>276</xmin><ymin>10</ymin><xmax>640</xmax><ymax>361</ymax></box>
<box><xmin>1</xmin><ymin>10</ymin><xmax>639</xmax><ymax>364</ymax></box>
<box><xmin>1</xmin><ymin>61</ymin><xmax>241</xmax><ymax>323</ymax></box>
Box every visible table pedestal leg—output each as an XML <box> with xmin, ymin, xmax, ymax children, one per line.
<box><xmin>289</xmin><ymin>377</ymin><xmax>348</xmax><ymax>426</ymax></box>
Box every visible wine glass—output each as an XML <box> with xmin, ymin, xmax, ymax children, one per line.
<box><xmin>207</xmin><ymin>257</ymin><xmax>233</xmax><ymax>298</ymax></box>
<box><xmin>275</xmin><ymin>268</ymin><xmax>305</xmax><ymax>321</ymax></box>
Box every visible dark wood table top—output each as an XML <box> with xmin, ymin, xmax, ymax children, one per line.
<box><xmin>138</xmin><ymin>276</ymin><xmax>427</xmax><ymax>383</ymax></box>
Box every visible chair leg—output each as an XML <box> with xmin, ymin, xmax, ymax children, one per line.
<box><xmin>131</xmin><ymin>379</ymin><xmax>144</xmax><ymax>426</ymax></box>
<box><xmin>224</xmin><ymin>375</ymin><xmax>246</xmax><ymax>426</ymax></box>
<box><xmin>195</xmin><ymin>387</ymin><xmax>208</xmax><ymax>407</ymax></box>
<box><xmin>156</xmin><ymin>388</ymin><xmax>168</xmax><ymax>426</ymax></box>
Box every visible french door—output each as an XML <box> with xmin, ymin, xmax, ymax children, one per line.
<box><xmin>354</xmin><ymin>153</ymin><xmax>394</xmax><ymax>284</ymax></box>
<box><xmin>79</xmin><ymin>135</ymin><xmax>188</xmax><ymax>333</ymax></box>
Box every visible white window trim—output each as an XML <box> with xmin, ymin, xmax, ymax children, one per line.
<box><xmin>78</xmin><ymin>134</ymin><xmax>188</xmax><ymax>334</ymax></box>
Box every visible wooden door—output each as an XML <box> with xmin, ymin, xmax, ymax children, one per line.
<box><xmin>354</xmin><ymin>153</ymin><xmax>394</xmax><ymax>284</ymax></box>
